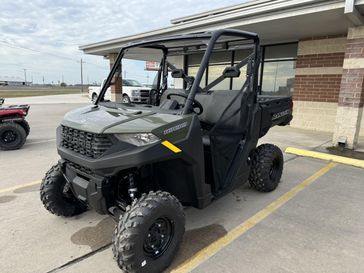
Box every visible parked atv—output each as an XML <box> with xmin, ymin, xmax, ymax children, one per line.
<box><xmin>0</xmin><ymin>98</ymin><xmax>30</xmax><ymax>150</ymax></box>
<box><xmin>40</xmin><ymin>29</ymin><xmax>292</xmax><ymax>273</ymax></box>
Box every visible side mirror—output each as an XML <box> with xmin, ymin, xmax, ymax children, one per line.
<box><xmin>171</xmin><ymin>69</ymin><xmax>185</xmax><ymax>78</ymax></box>
<box><xmin>0</xmin><ymin>98</ymin><xmax>4</xmax><ymax>106</ymax></box>
<box><xmin>223</xmin><ymin>67</ymin><xmax>241</xmax><ymax>78</ymax></box>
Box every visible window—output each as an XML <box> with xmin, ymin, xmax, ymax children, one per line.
<box><xmin>187</xmin><ymin>53</ymin><xmax>206</xmax><ymax>88</ymax></box>
<box><xmin>261</xmin><ymin>61</ymin><xmax>295</xmax><ymax>96</ymax></box>
<box><xmin>207</xmin><ymin>51</ymin><xmax>233</xmax><ymax>90</ymax></box>
<box><xmin>208</xmin><ymin>65</ymin><xmax>231</xmax><ymax>90</ymax></box>
<box><xmin>186</xmin><ymin>42</ymin><xmax>298</xmax><ymax>95</ymax></box>
<box><xmin>261</xmin><ymin>43</ymin><xmax>297</xmax><ymax>96</ymax></box>
<box><xmin>232</xmin><ymin>49</ymin><xmax>251</xmax><ymax>90</ymax></box>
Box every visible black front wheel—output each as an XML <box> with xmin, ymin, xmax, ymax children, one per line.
<box><xmin>0</xmin><ymin>122</ymin><xmax>27</xmax><ymax>150</ymax></box>
<box><xmin>249</xmin><ymin>144</ymin><xmax>283</xmax><ymax>192</ymax></box>
<box><xmin>40</xmin><ymin>163</ymin><xmax>87</xmax><ymax>217</ymax></box>
<box><xmin>122</xmin><ymin>95</ymin><xmax>131</xmax><ymax>103</ymax></box>
<box><xmin>92</xmin><ymin>93</ymin><xmax>98</xmax><ymax>103</ymax></box>
<box><xmin>112</xmin><ymin>191</ymin><xmax>185</xmax><ymax>273</ymax></box>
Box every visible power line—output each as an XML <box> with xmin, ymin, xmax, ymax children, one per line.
<box><xmin>0</xmin><ymin>40</ymin><xmax>75</xmax><ymax>61</ymax></box>
<box><xmin>0</xmin><ymin>62</ymin><xmax>79</xmax><ymax>74</ymax></box>
<box><xmin>0</xmin><ymin>39</ymin><xmax>109</xmax><ymax>70</ymax></box>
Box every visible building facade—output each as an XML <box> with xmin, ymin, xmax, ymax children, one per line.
<box><xmin>80</xmin><ymin>0</ymin><xmax>364</xmax><ymax>149</ymax></box>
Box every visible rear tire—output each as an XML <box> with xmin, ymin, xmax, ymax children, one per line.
<box><xmin>40</xmin><ymin>163</ymin><xmax>87</xmax><ymax>217</ymax></box>
<box><xmin>249</xmin><ymin>144</ymin><xmax>283</xmax><ymax>192</ymax></box>
<box><xmin>0</xmin><ymin>122</ymin><xmax>27</xmax><ymax>150</ymax></box>
<box><xmin>17</xmin><ymin>120</ymin><xmax>30</xmax><ymax>136</ymax></box>
<box><xmin>112</xmin><ymin>191</ymin><xmax>185</xmax><ymax>273</ymax></box>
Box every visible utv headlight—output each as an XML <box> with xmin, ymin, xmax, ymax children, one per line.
<box><xmin>132</xmin><ymin>90</ymin><xmax>140</xmax><ymax>96</ymax></box>
<box><xmin>115</xmin><ymin>133</ymin><xmax>160</xmax><ymax>146</ymax></box>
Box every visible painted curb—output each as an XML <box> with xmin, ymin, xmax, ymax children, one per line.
<box><xmin>285</xmin><ymin>147</ymin><xmax>364</xmax><ymax>168</ymax></box>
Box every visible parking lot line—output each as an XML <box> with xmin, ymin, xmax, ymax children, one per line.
<box><xmin>27</xmin><ymin>138</ymin><xmax>56</xmax><ymax>145</ymax></box>
<box><xmin>171</xmin><ymin>162</ymin><xmax>338</xmax><ymax>273</ymax></box>
<box><xmin>285</xmin><ymin>147</ymin><xmax>364</xmax><ymax>168</ymax></box>
<box><xmin>0</xmin><ymin>180</ymin><xmax>41</xmax><ymax>194</ymax></box>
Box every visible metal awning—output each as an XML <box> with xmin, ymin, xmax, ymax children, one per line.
<box><xmin>80</xmin><ymin>0</ymin><xmax>364</xmax><ymax>56</ymax></box>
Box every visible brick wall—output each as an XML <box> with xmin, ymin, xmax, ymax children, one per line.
<box><xmin>338</xmin><ymin>69</ymin><xmax>364</xmax><ymax>107</ymax></box>
<box><xmin>293</xmin><ymin>38</ymin><xmax>345</xmax><ymax>103</ymax></box>
<box><xmin>291</xmin><ymin>36</ymin><xmax>347</xmax><ymax>133</ymax></box>
<box><xmin>333</xmin><ymin>27</ymin><xmax>364</xmax><ymax>148</ymax></box>
<box><xmin>296</xmin><ymin>52</ymin><xmax>345</xmax><ymax>68</ymax></box>
<box><xmin>294</xmin><ymin>75</ymin><xmax>341</xmax><ymax>102</ymax></box>
<box><xmin>336</xmin><ymin>31</ymin><xmax>364</xmax><ymax>108</ymax></box>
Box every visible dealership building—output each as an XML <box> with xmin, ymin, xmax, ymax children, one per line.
<box><xmin>80</xmin><ymin>0</ymin><xmax>364</xmax><ymax>149</ymax></box>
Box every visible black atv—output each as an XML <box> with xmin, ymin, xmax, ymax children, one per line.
<box><xmin>40</xmin><ymin>29</ymin><xmax>292</xmax><ymax>273</ymax></box>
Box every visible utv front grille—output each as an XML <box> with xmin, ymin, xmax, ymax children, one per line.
<box><xmin>65</xmin><ymin>160</ymin><xmax>93</xmax><ymax>175</ymax></box>
<box><xmin>60</xmin><ymin>125</ymin><xmax>113</xmax><ymax>158</ymax></box>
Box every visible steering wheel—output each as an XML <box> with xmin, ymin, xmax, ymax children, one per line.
<box><xmin>166</xmin><ymin>93</ymin><xmax>203</xmax><ymax>115</ymax></box>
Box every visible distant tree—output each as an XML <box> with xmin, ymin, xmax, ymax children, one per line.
<box><xmin>60</xmin><ymin>82</ymin><xmax>67</xmax><ymax>87</ymax></box>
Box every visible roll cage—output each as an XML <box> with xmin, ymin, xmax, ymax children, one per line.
<box><xmin>95</xmin><ymin>29</ymin><xmax>261</xmax><ymax>114</ymax></box>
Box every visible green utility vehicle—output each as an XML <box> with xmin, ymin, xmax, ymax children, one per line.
<box><xmin>40</xmin><ymin>29</ymin><xmax>292</xmax><ymax>273</ymax></box>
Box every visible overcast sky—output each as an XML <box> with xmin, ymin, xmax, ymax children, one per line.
<box><xmin>0</xmin><ymin>0</ymin><xmax>244</xmax><ymax>85</ymax></box>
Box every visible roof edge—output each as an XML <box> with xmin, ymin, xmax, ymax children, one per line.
<box><xmin>79</xmin><ymin>0</ymin><xmax>345</xmax><ymax>54</ymax></box>
<box><xmin>170</xmin><ymin>0</ymin><xmax>274</xmax><ymax>24</ymax></box>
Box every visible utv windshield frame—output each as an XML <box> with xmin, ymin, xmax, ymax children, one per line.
<box><xmin>95</xmin><ymin>29</ymin><xmax>260</xmax><ymax>113</ymax></box>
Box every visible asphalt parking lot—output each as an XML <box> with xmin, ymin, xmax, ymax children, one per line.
<box><xmin>1</xmin><ymin>98</ymin><xmax>364</xmax><ymax>273</ymax></box>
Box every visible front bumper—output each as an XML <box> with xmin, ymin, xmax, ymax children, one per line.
<box><xmin>60</xmin><ymin>159</ymin><xmax>111</xmax><ymax>214</ymax></box>
<box><xmin>57</xmin><ymin>141</ymin><xmax>177</xmax><ymax>214</ymax></box>
<box><xmin>130</xmin><ymin>96</ymin><xmax>149</xmax><ymax>104</ymax></box>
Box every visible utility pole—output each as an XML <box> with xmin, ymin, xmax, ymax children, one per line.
<box><xmin>23</xmin><ymin>69</ymin><xmax>27</xmax><ymax>84</ymax></box>
<box><xmin>42</xmin><ymin>76</ymin><xmax>45</xmax><ymax>85</ymax></box>
<box><xmin>62</xmin><ymin>74</ymin><xmax>64</xmax><ymax>83</ymax></box>
<box><xmin>80</xmin><ymin>58</ymin><xmax>84</xmax><ymax>93</ymax></box>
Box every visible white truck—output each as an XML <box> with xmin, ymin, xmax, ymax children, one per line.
<box><xmin>88</xmin><ymin>79</ymin><xmax>151</xmax><ymax>103</ymax></box>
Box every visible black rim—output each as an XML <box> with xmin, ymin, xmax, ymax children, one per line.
<box><xmin>269</xmin><ymin>158</ymin><xmax>280</xmax><ymax>180</ymax></box>
<box><xmin>1</xmin><ymin>130</ymin><xmax>17</xmax><ymax>144</ymax></box>
<box><xmin>143</xmin><ymin>217</ymin><xmax>174</xmax><ymax>259</ymax></box>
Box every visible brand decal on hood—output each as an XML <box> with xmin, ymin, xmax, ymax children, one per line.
<box><xmin>163</xmin><ymin>122</ymin><xmax>188</xmax><ymax>135</ymax></box>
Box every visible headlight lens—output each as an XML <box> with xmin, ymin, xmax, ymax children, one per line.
<box><xmin>115</xmin><ymin>133</ymin><xmax>160</xmax><ymax>146</ymax></box>
<box><xmin>132</xmin><ymin>90</ymin><xmax>140</xmax><ymax>96</ymax></box>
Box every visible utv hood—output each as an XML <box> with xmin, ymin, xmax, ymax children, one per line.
<box><xmin>61</xmin><ymin>105</ymin><xmax>183</xmax><ymax>134</ymax></box>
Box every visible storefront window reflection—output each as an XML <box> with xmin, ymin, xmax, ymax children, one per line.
<box><xmin>187</xmin><ymin>43</ymin><xmax>297</xmax><ymax>94</ymax></box>
<box><xmin>261</xmin><ymin>60</ymin><xmax>296</xmax><ymax>96</ymax></box>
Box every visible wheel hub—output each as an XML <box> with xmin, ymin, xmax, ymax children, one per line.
<box><xmin>143</xmin><ymin>217</ymin><xmax>173</xmax><ymax>259</ymax></box>
<box><xmin>2</xmin><ymin>130</ymin><xmax>17</xmax><ymax>143</ymax></box>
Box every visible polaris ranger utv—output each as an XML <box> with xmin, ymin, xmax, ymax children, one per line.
<box><xmin>40</xmin><ymin>29</ymin><xmax>292</xmax><ymax>273</ymax></box>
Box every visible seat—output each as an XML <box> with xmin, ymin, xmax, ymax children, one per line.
<box><xmin>195</xmin><ymin>90</ymin><xmax>240</xmax><ymax>125</ymax></box>
<box><xmin>160</xmin><ymin>89</ymin><xmax>189</xmax><ymax>104</ymax></box>
<box><xmin>160</xmin><ymin>89</ymin><xmax>241</xmax><ymax>148</ymax></box>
